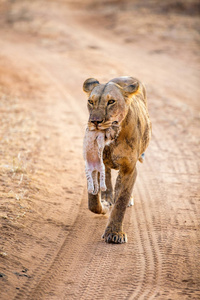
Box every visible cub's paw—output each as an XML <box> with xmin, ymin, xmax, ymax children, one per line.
<box><xmin>88</xmin><ymin>182</ymin><xmax>94</xmax><ymax>194</ymax></box>
<box><xmin>88</xmin><ymin>187</ymin><xmax>94</xmax><ymax>194</ymax></box>
<box><xmin>102</xmin><ymin>230</ymin><xmax>127</xmax><ymax>244</ymax></box>
<box><xmin>100</xmin><ymin>184</ymin><xmax>107</xmax><ymax>192</ymax></box>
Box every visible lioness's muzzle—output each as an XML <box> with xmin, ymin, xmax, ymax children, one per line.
<box><xmin>90</xmin><ymin>120</ymin><xmax>104</xmax><ymax>128</ymax></box>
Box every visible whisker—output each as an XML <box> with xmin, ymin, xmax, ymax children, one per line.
<box><xmin>103</xmin><ymin>121</ymin><xmax>112</xmax><ymax>125</ymax></box>
<box><xmin>111</xmin><ymin>123</ymin><xmax>120</xmax><ymax>128</ymax></box>
<box><xmin>98</xmin><ymin>120</ymin><xmax>112</xmax><ymax>130</ymax></box>
<box><xmin>98</xmin><ymin>124</ymin><xmax>111</xmax><ymax>130</ymax></box>
<box><xmin>87</xmin><ymin>122</ymin><xmax>96</xmax><ymax>131</ymax></box>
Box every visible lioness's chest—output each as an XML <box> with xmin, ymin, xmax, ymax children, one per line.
<box><xmin>103</xmin><ymin>140</ymin><xmax>137</xmax><ymax>170</ymax></box>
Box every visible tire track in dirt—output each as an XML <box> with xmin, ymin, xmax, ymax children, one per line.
<box><xmin>144</xmin><ymin>119</ymin><xmax>200</xmax><ymax>298</ymax></box>
<box><xmin>13</xmin><ymin>117</ymin><xmax>84</xmax><ymax>298</ymax></box>
<box><xmin>32</xmin><ymin>196</ymin><xmax>110</xmax><ymax>299</ymax></box>
<box><xmin>153</xmin><ymin>123</ymin><xmax>198</xmax><ymax>225</ymax></box>
<box><xmin>126</xmin><ymin>84</ymin><xmax>200</xmax><ymax>298</ymax></box>
<box><xmin>129</xmin><ymin>178</ymin><xmax>162</xmax><ymax>300</ymax></box>
<box><xmin>25</xmin><ymin>189</ymin><xmax>89</xmax><ymax>300</ymax></box>
<box><xmin>0</xmin><ymin>39</ymin><xmax>87</xmax><ymax>299</ymax></box>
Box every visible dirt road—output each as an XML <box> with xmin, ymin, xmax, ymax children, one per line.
<box><xmin>0</xmin><ymin>1</ymin><xmax>199</xmax><ymax>299</ymax></box>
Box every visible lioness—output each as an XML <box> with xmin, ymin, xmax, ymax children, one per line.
<box><xmin>83</xmin><ymin>76</ymin><xmax>152</xmax><ymax>243</ymax></box>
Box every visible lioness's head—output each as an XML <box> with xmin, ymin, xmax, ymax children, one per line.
<box><xmin>83</xmin><ymin>77</ymin><xmax>139</xmax><ymax>131</ymax></box>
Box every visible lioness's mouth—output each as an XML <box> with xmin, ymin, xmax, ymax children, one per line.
<box><xmin>88</xmin><ymin>120</ymin><xmax>119</xmax><ymax>131</ymax></box>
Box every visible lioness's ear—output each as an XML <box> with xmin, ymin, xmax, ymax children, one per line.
<box><xmin>123</xmin><ymin>81</ymin><xmax>139</xmax><ymax>95</ymax></box>
<box><xmin>83</xmin><ymin>78</ymin><xmax>100</xmax><ymax>94</ymax></box>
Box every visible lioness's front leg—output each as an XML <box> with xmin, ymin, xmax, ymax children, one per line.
<box><xmin>115</xmin><ymin>173</ymin><xmax>134</xmax><ymax>207</ymax></box>
<box><xmin>102</xmin><ymin>166</ymin><xmax>137</xmax><ymax>243</ymax></box>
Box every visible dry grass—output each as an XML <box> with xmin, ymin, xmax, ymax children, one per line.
<box><xmin>0</xmin><ymin>92</ymin><xmax>32</xmax><ymax>225</ymax></box>
<box><xmin>0</xmin><ymin>57</ymin><xmax>43</xmax><ymax>228</ymax></box>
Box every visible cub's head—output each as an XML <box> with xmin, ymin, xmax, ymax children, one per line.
<box><xmin>83</xmin><ymin>77</ymin><xmax>139</xmax><ymax>131</ymax></box>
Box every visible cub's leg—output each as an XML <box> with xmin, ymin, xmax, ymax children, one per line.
<box><xmin>85</xmin><ymin>165</ymin><xmax>94</xmax><ymax>195</ymax></box>
<box><xmin>99</xmin><ymin>163</ymin><xmax>106</xmax><ymax>192</ymax></box>
<box><xmin>102</xmin><ymin>166</ymin><xmax>137</xmax><ymax>243</ymax></box>
<box><xmin>92</xmin><ymin>171</ymin><xmax>99</xmax><ymax>195</ymax></box>
<box><xmin>96</xmin><ymin>134</ymin><xmax>104</xmax><ymax>159</ymax></box>
<box><xmin>101</xmin><ymin>166</ymin><xmax>114</xmax><ymax>205</ymax></box>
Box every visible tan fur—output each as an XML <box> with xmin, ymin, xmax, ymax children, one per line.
<box><xmin>83</xmin><ymin>129</ymin><xmax>107</xmax><ymax>195</ymax></box>
<box><xmin>83</xmin><ymin>76</ymin><xmax>152</xmax><ymax>243</ymax></box>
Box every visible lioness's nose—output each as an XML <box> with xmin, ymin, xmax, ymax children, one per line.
<box><xmin>91</xmin><ymin>120</ymin><xmax>103</xmax><ymax>127</ymax></box>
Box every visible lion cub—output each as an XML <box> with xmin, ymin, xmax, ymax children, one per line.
<box><xmin>83</xmin><ymin>129</ymin><xmax>107</xmax><ymax>195</ymax></box>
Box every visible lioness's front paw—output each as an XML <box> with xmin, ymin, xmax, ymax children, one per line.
<box><xmin>88</xmin><ymin>187</ymin><xmax>94</xmax><ymax>194</ymax></box>
<box><xmin>102</xmin><ymin>230</ymin><xmax>127</xmax><ymax>244</ymax></box>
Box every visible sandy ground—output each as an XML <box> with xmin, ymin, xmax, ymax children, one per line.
<box><xmin>0</xmin><ymin>0</ymin><xmax>199</xmax><ymax>299</ymax></box>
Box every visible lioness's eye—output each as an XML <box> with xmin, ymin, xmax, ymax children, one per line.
<box><xmin>88</xmin><ymin>100</ymin><xmax>93</xmax><ymax>105</ymax></box>
<box><xmin>108</xmin><ymin>99</ymin><xmax>115</xmax><ymax>105</ymax></box>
